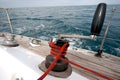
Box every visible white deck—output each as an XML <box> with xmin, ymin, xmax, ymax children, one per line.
<box><xmin>0</xmin><ymin>40</ymin><xmax>89</xmax><ymax>80</ymax></box>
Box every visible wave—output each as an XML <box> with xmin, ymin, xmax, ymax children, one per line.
<box><xmin>11</xmin><ymin>17</ymin><xmax>64</xmax><ymax>24</ymax></box>
<box><xmin>115</xmin><ymin>48</ymin><xmax>120</xmax><ymax>56</ymax></box>
<box><xmin>34</xmin><ymin>24</ymin><xmax>45</xmax><ymax>31</ymax></box>
<box><xmin>15</xmin><ymin>27</ymin><xmax>26</xmax><ymax>34</ymax></box>
<box><xmin>11</xmin><ymin>17</ymin><xmax>42</xmax><ymax>20</ymax></box>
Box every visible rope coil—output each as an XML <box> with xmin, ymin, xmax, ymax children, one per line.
<box><xmin>49</xmin><ymin>39</ymin><xmax>69</xmax><ymax>57</ymax></box>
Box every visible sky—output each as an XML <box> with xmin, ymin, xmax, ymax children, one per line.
<box><xmin>0</xmin><ymin>0</ymin><xmax>120</xmax><ymax>8</ymax></box>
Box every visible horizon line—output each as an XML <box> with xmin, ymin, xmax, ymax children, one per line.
<box><xmin>0</xmin><ymin>3</ymin><xmax>119</xmax><ymax>8</ymax></box>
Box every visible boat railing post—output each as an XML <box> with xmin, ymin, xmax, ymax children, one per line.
<box><xmin>4</xmin><ymin>8</ymin><xmax>14</xmax><ymax>34</ymax></box>
<box><xmin>95</xmin><ymin>8</ymin><xmax>116</xmax><ymax>57</ymax></box>
<box><xmin>4</xmin><ymin>8</ymin><xmax>16</xmax><ymax>41</ymax></box>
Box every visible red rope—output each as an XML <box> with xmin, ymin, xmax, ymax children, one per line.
<box><xmin>60</xmin><ymin>57</ymin><xmax>114</xmax><ymax>80</ymax></box>
<box><xmin>37</xmin><ymin>43</ymin><xmax>68</xmax><ymax>80</ymax></box>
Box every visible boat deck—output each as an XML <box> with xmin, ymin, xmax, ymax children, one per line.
<box><xmin>1</xmin><ymin>33</ymin><xmax>120</xmax><ymax>80</ymax></box>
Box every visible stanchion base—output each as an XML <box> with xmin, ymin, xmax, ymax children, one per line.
<box><xmin>95</xmin><ymin>50</ymin><xmax>103</xmax><ymax>57</ymax></box>
<box><xmin>1</xmin><ymin>40</ymin><xmax>19</xmax><ymax>47</ymax></box>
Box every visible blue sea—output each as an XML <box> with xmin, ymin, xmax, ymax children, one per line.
<box><xmin>0</xmin><ymin>5</ymin><xmax>120</xmax><ymax>57</ymax></box>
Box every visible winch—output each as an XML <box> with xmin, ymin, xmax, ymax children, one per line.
<box><xmin>45</xmin><ymin>38</ymin><xmax>69</xmax><ymax>72</ymax></box>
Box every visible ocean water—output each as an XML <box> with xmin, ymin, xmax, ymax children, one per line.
<box><xmin>0</xmin><ymin>5</ymin><xmax>120</xmax><ymax>57</ymax></box>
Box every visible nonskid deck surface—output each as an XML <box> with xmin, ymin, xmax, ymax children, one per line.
<box><xmin>0</xmin><ymin>33</ymin><xmax>120</xmax><ymax>80</ymax></box>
